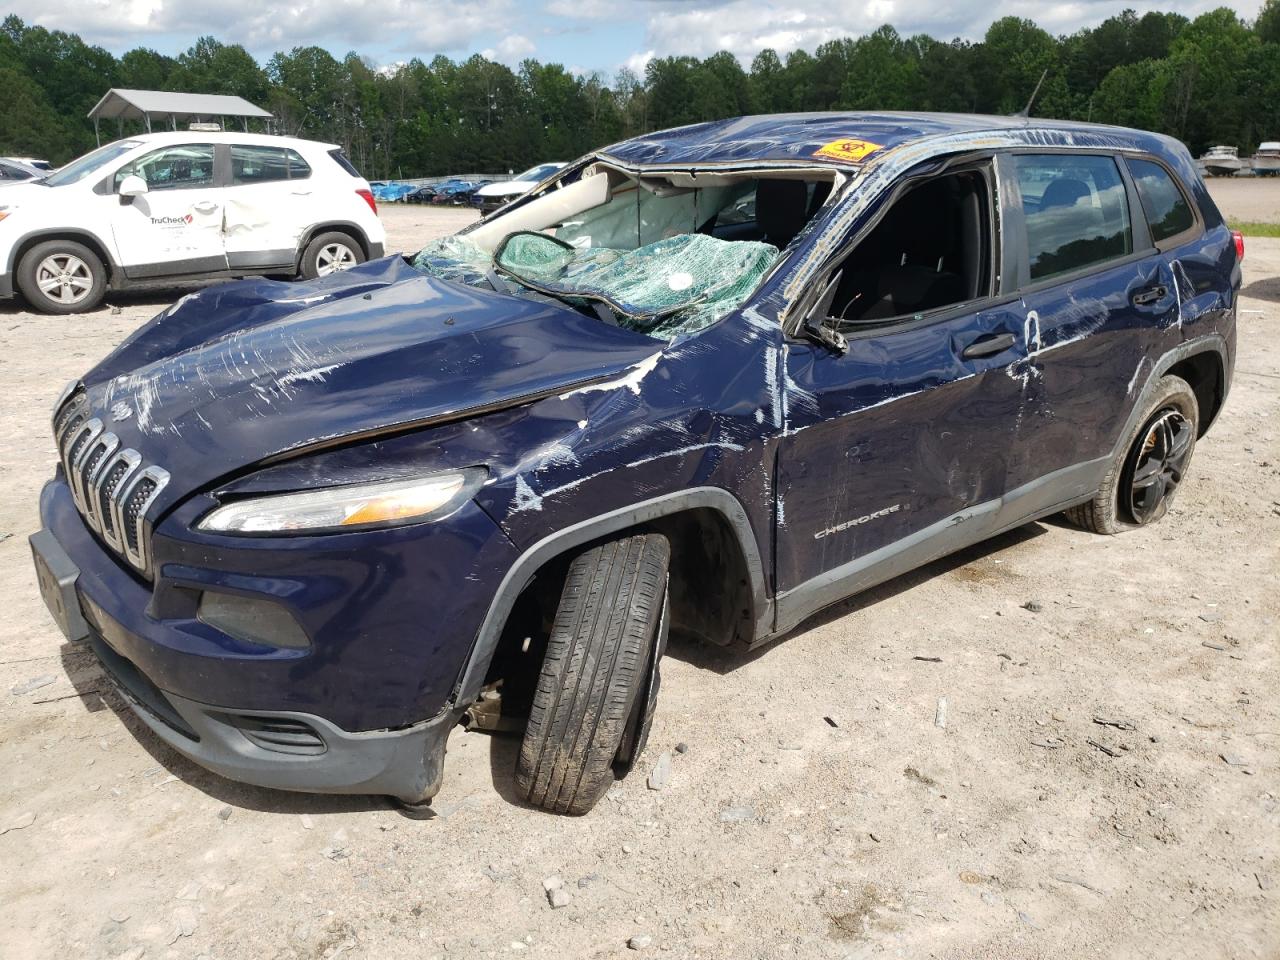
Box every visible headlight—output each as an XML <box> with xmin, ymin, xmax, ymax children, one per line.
<box><xmin>198</xmin><ymin>468</ymin><xmax>485</xmax><ymax>534</ymax></box>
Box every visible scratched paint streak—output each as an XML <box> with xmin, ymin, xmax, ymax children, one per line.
<box><xmin>764</xmin><ymin>345</ymin><xmax>782</xmax><ymax>429</ymax></box>
<box><xmin>511</xmin><ymin>441</ymin><xmax>746</xmax><ymax>513</ymax></box>
<box><xmin>559</xmin><ymin>352</ymin><xmax>662</xmax><ymax>398</ymax></box>
<box><xmin>279</xmin><ymin>362</ymin><xmax>343</xmax><ymax>387</ymax></box>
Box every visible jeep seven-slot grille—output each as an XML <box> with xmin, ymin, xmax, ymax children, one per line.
<box><xmin>53</xmin><ymin>390</ymin><xmax>170</xmax><ymax>577</ymax></box>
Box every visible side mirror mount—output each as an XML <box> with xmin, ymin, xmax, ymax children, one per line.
<box><xmin>801</xmin><ymin>269</ymin><xmax>848</xmax><ymax>354</ymax></box>
<box><xmin>118</xmin><ymin>175</ymin><xmax>148</xmax><ymax>203</ymax></box>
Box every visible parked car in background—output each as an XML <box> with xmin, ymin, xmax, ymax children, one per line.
<box><xmin>30</xmin><ymin>113</ymin><xmax>1240</xmax><ymax>817</ymax></box>
<box><xmin>2</xmin><ymin>156</ymin><xmax>52</xmax><ymax>172</ymax></box>
<box><xmin>0</xmin><ymin>132</ymin><xmax>383</xmax><ymax>313</ymax></box>
<box><xmin>370</xmin><ymin>181</ymin><xmax>417</xmax><ymax>203</ymax></box>
<box><xmin>405</xmin><ymin>185</ymin><xmax>438</xmax><ymax>203</ymax></box>
<box><xmin>473</xmin><ymin>162</ymin><xmax>566</xmax><ymax>213</ymax></box>
<box><xmin>429</xmin><ymin>179</ymin><xmax>485</xmax><ymax>205</ymax></box>
<box><xmin>0</xmin><ymin>158</ymin><xmax>45</xmax><ymax>184</ymax></box>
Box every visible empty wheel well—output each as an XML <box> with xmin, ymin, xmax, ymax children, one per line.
<box><xmin>1166</xmin><ymin>351</ymin><xmax>1224</xmax><ymax>436</ymax></box>
<box><xmin>477</xmin><ymin>508</ymin><xmax>756</xmax><ymax>718</ymax></box>
<box><xmin>12</xmin><ymin>233</ymin><xmax>115</xmax><ymax>281</ymax></box>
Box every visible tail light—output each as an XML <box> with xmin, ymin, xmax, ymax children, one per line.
<box><xmin>357</xmin><ymin>189</ymin><xmax>377</xmax><ymax>215</ymax></box>
<box><xmin>1231</xmin><ymin>229</ymin><xmax>1244</xmax><ymax>261</ymax></box>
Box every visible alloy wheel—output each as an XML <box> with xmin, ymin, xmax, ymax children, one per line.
<box><xmin>315</xmin><ymin>243</ymin><xmax>356</xmax><ymax>276</ymax></box>
<box><xmin>1122</xmin><ymin>407</ymin><xmax>1193</xmax><ymax>524</ymax></box>
<box><xmin>35</xmin><ymin>253</ymin><xmax>93</xmax><ymax>305</ymax></box>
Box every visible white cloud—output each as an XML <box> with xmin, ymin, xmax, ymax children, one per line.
<box><xmin>6</xmin><ymin>0</ymin><xmax>1269</xmax><ymax>74</ymax></box>
<box><xmin>8</xmin><ymin>0</ymin><xmax>519</xmax><ymax>60</ymax></box>
<box><xmin>624</xmin><ymin>49</ymin><xmax>656</xmax><ymax>75</ymax></box>
<box><xmin>545</xmin><ymin>0</ymin><xmax>617</xmax><ymax>17</ymax></box>
<box><xmin>636</xmin><ymin>0</ymin><xmax>1266</xmax><ymax>64</ymax></box>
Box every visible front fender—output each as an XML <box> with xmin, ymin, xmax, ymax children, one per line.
<box><xmin>453</xmin><ymin>487</ymin><xmax>772</xmax><ymax>709</ymax></box>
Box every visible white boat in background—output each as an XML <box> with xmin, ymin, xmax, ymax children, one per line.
<box><xmin>1251</xmin><ymin>142</ymin><xmax>1280</xmax><ymax>176</ymax></box>
<box><xmin>1200</xmin><ymin>145</ymin><xmax>1243</xmax><ymax>177</ymax></box>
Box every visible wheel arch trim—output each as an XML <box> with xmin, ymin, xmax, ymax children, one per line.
<box><xmin>294</xmin><ymin>221</ymin><xmax>372</xmax><ymax>271</ymax></box>
<box><xmin>8</xmin><ymin>229</ymin><xmax>119</xmax><ymax>280</ymax></box>
<box><xmin>1121</xmin><ymin>335</ymin><xmax>1228</xmax><ymax>454</ymax></box>
<box><xmin>452</xmin><ymin>487</ymin><xmax>772</xmax><ymax>709</ymax></box>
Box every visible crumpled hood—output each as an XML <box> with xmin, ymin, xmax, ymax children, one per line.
<box><xmin>81</xmin><ymin>256</ymin><xmax>661</xmax><ymax>506</ymax></box>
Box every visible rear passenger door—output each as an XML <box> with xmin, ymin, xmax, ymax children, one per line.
<box><xmin>222</xmin><ymin>144</ymin><xmax>314</xmax><ymax>271</ymax></box>
<box><xmin>1001</xmin><ymin>152</ymin><xmax>1181</xmax><ymax>496</ymax></box>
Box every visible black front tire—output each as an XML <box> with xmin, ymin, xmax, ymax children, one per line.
<box><xmin>516</xmin><ymin>534</ymin><xmax>671</xmax><ymax>815</ymax></box>
<box><xmin>1064</xmin><ymin>374</ymin><xmax>1199</xmax><ymax>534</ymax></box>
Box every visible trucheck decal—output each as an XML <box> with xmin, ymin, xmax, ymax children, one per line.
<box><xmin>814</xmin><ymin>503</ymin><xmax>902</xmax><ymax>540</ymax></box>
<box><xmin>150</xmin><ymin>214</ymin><xmax>193</xmax><ymax>225</ymax></box>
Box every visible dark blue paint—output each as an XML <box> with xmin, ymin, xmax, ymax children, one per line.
<box><xmin>37</xmin><ymin>114</ymin><xmax>1240</xmax><ymax>744</ymax></box>
<box><xmin>601</xmin><ymin>112</ymin><xmax>1106</xmax><ymax>169</ymax></box>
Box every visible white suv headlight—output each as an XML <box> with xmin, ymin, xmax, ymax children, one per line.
<box><xmin>198</xmin><ymin>469</ymin><xmax>485</xmax><ymax>534</ymax></box>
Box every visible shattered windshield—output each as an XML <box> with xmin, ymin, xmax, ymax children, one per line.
<box><xmin>410</xmin><ymin>166</ymin><xmax>833</xmax><ymax>339</ymax></box>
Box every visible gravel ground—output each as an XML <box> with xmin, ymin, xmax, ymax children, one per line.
<box><xmin>1202</xmin><ymin>177</ymin><xmax>1280</xmax><ymax>225</ymax></box>
<box><xmin>0</xmin><ymin>193</ymin><xmax>1276</xmax><ymax>960</ymax></box>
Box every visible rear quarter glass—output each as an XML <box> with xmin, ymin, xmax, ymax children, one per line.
<box><xmin>1127</xmin><ymin>158</ymin><xmax>1195</xmax><ymax>243</ymax></box>
<box><xmin>328</xmin><ymin>149</ymin><xmax>361</xmax><ymax>178</ymax></box>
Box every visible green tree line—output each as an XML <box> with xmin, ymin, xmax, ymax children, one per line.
<box><xmin>3</xmin><ymin>4</ymin><xmax>1280</xmax><ymax>178</ymax></box>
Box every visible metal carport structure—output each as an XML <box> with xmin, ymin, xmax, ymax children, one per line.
<box><xmin>88</xmin><ymin>89</ymin><xmax>273</xmax><ymax>144</ymax></box>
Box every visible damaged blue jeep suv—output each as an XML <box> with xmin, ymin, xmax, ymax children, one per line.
<box><xmin>31</xmin><ymin>113</ymin><xmax>1242</xmax><ymax>814</ymax></box>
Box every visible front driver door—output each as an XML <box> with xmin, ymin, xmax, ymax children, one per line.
<box><xmin>108</xmin><ymin>143</ymin><xmax>227</xmax><ymax>279</ymax></box>
<box><xmin>774</xmin><ymin>298</ymin><xmax>1030</xmax><ymax>630</ymax></box>
<box><xmin>772</xmin><ymin>159</ymin><xmax>1031</xmax><ymax>631</ymax></box>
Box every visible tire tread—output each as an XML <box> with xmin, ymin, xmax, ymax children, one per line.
<box><xmin>516</xmin><ymin>534</ymin><xmax>669</xmax><ymax>815</ymax></box>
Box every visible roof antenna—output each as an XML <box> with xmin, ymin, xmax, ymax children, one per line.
<box><xmin>1013</xmin><ymin>69</ymin><xmax>1048</xmax><ymax>118</ymax></box>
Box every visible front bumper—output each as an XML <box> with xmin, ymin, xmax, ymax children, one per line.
<box><xmin>90</xmin><ymin>630</ymin><xmax>450</xmax><ymax>802</ymax></box>
<box><xmin>0</xmin><ymin>272</ymin><xmax>12</xmax><ymax>299</ymax></box>
<box><xmin>32</xmin><ymin>522</ymin><xmax>452</xmax><ymax>802</ymax></box>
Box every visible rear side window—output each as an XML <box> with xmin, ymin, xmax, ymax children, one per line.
<box><xmin>1127</xmin><ymin>158</ymin><xmax>1195</xmax><ymax>243</ymax></box>
<box><xmin>231</xmin><ymin>145</ymin><xmax>311</xmax><ymax>184</ymax></box>
<box><xmin>328</xmin><ymin>149</ymin><xmax>361</xmax><ymax>178</ymax></box>
<box><xmin>1014</xmin><ymin>154</ymin><xmax>1133</xmax><ymax>282</ymax></box>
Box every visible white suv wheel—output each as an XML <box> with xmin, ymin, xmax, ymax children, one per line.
<box><xmin>36</xmin><ymin>253</ymin><xmax>94</xmax><ymax>305</ymax></box>
<box><xmin>300</xmin><ymin>231</ymin><xmax>366</xmax><ymax>280</ymax></box>
<box><xmin>316</xmin><ymin>241</ymin><xmax>357</xmax><ymax>276</ymax></box>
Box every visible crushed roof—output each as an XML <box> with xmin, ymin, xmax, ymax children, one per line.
<box><xmin>600</xmin><ymin>111</ymin><xmax>1146</xmax><ymax>168</ymax></box>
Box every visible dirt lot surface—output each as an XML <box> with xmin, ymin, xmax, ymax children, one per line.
<box><xmin>1</xmin><ymin>191</ymin><xmax>1277</xmax><ymax>960</ymax></box>
<box><xmin>1202</xmin><ymin>177</ymin><xmax>1280</xmax><ymax>225</ymax></box>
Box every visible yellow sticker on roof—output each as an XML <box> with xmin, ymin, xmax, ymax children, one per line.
<box><xmin>813</xmin><ymin>138</ymin><xmax>883</xmax><ymax>162</ymax></box>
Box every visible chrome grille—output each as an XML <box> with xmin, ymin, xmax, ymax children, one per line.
<box><xmin>53</xmin><ymin>388</ymin><xmax>170</xmax><ymax>576</ymax></box>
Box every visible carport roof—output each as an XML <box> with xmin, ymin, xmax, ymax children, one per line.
<box><xmin>88</xmin><ymin>89</ymin><xmax>272</xmax><ymax>122</ymax></box>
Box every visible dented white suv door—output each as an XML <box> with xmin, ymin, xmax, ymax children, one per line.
<box><xmin>222</xmin><ymin>143</ymin><xmax>316</xmax><ymax>272</ymax></box>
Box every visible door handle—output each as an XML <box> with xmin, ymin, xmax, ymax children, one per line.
<box><xmin>1133</xmin><ymin>284</ymin><xmax>1168</xmax><ymax>306</ymax></box>
<box><xmin>291</xmin><ymin>190</ymin><xmax>313</xmax><ymax>196</ymax></box>
<box><xmin>192</xmin><ymin>201</ymin><xmax>219</xmax><ymax>213</ymax></box>
<box><xmin>961</xmin><ymin>332</ymin><xmax>1016</xmax><ymax>359</ymax></box>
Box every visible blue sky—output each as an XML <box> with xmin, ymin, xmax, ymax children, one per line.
<box><xmin>10</xmin><ymin>0</ymin><xmax>1268</xmax><ymax>76</ymax></box>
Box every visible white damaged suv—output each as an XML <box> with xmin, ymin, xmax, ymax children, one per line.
<box><xmin>0</xmin><ymin>132</ymin><xmax>385</xmax><ymax>314</ymax></box>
